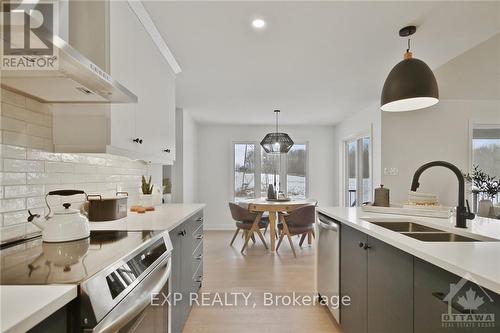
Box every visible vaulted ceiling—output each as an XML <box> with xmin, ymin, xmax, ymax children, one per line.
<box><xmin>145</xmin><ymin>1</ymin><xmax>500</xmax><ymax>125</ymax></box>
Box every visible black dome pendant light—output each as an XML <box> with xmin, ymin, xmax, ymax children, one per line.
<box><xmin>381</xmin><ymin>25</ymin><xmax>439</xmax><ymax>112</ymax></box>
<box><xmin>260</xmin><ymin>110</ymin><xmax>294</xmax><ymax>154</ymax></box>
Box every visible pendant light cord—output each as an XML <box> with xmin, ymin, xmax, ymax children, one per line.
<box><xmin>407</xmin><ymin>38</ymin><xmax>411</xmax><ymax>53</ymax></box>
<box><xmin>275</xmin><ymin>110</ymin><xmax>279</xmax><ymax>133</ymax></box>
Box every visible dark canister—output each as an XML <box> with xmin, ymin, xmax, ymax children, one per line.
<box><xmin>373</xmin><ymin>185</ymin><xmax>390</xmax><ymax>207</ymax></box>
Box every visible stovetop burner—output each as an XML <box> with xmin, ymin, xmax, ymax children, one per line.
<box><xmin>0</xmin><ymin>230</ymin><xmax>161</xmax><ymax>285</ymax></box>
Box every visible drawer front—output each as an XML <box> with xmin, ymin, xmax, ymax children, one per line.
<box><xmin>414</xmin><ymin>258</ymin><xmax>500</xmax><ymax>333</ymax></box>
<box><xmin>192</xmin><ymin>260</ymin><xmax>203</xmax><ymax>290</ymax></box>
<box><xmin>192</xmin><ymin>224</ymin><xmax>203</xmax><ymax>251</ymax></box>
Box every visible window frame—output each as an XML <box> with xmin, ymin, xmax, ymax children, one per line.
<box><xmin>231</xmin><ymin>141</ymin><xmax>309</xmax><ymax>201</ymax></box>
<box><xmin>340</xmin><ymin>129</ymin><xmax>373</xmax><ymax>207</ymax></box>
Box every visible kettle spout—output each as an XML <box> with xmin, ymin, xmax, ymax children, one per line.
<box><xmin>28</xmin><ymin>210</ymin><xmax>45</xmax><ymax>230</ymax></box>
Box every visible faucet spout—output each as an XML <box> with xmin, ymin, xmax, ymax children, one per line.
<box><xmin>410</xmin><ymin>161</ymin><xmax>475</xmax><ymax>228</ymax></box>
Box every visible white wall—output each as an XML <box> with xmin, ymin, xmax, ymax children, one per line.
<box><xmin>332</xmin><ymin>102</ymin><xmax>382</xmax><ymax>206</ymax></box>
<box><xmin>381</xmin><ymin>34</ymin><xmax>500</xmax><ymax>206</ymax></box>
<box><xmin>197</xmin><ymin>124</ymin><xmax>335</xmax><ymax>230</ymax></box>
<box><xmin>172</xmin><ymin>108</ymin><xmax>199</xmax><ymax>204</ymax></box>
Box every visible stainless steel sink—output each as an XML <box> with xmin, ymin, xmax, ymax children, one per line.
<box><xmin>400</xmin><ymin>232</ymin><xmax>480</xmax><ymax>242</ymax></box>
<box><xmin>370</xmin><ymin>221</ymin><xmax>441</xmax><ymax>233</ymax></box>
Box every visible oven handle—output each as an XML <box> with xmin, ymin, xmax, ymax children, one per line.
<box><xmin>90</xmin><ymin>255</ymin><xmax>171</xmax><ymax>333</ymax></box>
<box><xmin>317</xmin><ymin>218</ymin><xmax>339</xmax><ymax>232</ymax></box>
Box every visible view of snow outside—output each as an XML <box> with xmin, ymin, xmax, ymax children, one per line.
<box><xmin>234</xmin><ymin>143</ymin><xmax>307</xmax><ymax>201</ymax></box>
<box><xmin>472</xmin><ymin>137</ymin><xmax>500</xmax><ymax>204</ymax></box>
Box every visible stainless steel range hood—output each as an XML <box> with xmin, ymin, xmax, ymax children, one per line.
<box><xmin>1</xmin><ymin>35</ymin><xmax>138</xmax><ymax>104</ymax></box>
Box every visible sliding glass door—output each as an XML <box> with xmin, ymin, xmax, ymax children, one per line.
<box><xmin>344</xmin><ymin>136</ymin><xmax>371</xmax><ymax>207</ymax></box>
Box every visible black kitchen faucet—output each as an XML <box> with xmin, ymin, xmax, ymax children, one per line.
<box><xmin>410</xmin><ymin>161</ymin><xmax>475</xmax><ymax>228</ymax></box>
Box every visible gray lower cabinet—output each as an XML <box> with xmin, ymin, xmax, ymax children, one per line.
<box><xmin>340</xmin><ymin>223</ymin><xmax>368</xmax><ymax>333</ymax></box>
<box><xmin>340</xmin><ymin>224</ymin><xmax>413</xmax><ymax>333</ymax></box>
<box><xmin>414</xmin><ymin>257</ymin><xmax>500</xmax><ymax>333</ymax></box>
<box><xmin>170</xmin><ymin>210</ymin><xmax>204</xmax><ymax>333</ymax></box>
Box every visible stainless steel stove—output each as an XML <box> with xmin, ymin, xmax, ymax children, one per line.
<box><xmin>1</xmin><ymin>230</ymin><xmax>173</xmax><ymax>332</ymax></box>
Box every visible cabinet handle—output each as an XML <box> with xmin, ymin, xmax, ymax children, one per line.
<box><xmin>358</xmin><ymin>242</ymin><xmax>371</xmax><ymax>250</ymax></box>
<box><xmin>133</xmin><ymin>138</ymin><xmax>143</xmax><ymax>144</ymax></box>
<box><xmin>163</xmin><ymin>149</ymin><xmax>171</xmax><ymax>153</ymax></box>
<box><xmin>195</xmin><ymin>276</ymin><xmax>203</xmax><ymax>283</ymax></box>
<box><xmin>195</xmin><ymin>255</ymin><xmax>203</xmax><ymax>260</ymax></box>
<box><xmin>196</xmin><ymin>235</ymin><xmax>204</xmax><ymax>240</ymax></box>
<box><xmin>178</xmin><ymin>230</ymin><xmax>186</xmax><ymax>237</ymax></box>
<box><xmin>196</xmin><ymin>217</ymin><xmax>204</xmax><ymax>223</ymax></box>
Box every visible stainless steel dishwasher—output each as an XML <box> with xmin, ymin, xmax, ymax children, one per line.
<box><xmin>317</xmin><ymin>212</ymin><xmax>340</xmax><ymax>323</ymax></box>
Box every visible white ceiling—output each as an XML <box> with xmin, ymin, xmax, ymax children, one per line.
<box><xmin>144</xmin><ymin>1</ymin><xmax>500</xmax><ymax>125</ymax></box>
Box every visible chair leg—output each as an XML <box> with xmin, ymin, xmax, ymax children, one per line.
<box><xmin>263</xmin><ymin>224</ymin><xmax>268</xmax><ymax>235</ymax></box>
<box><xmin>276</xmin><ymin>234</ymin><xmax>284</xmax><ymax>251</ymax></box>
<box><xmin>241</xmin><ymin>231</ymin><xmax>252</xmax><ymax>253</ymax></box>
<box><xmin>308</xmin><ymin>231</ymin><xmax>312</xmax><ymax>245</ymax></box>
<box><xmin>256</xmin><ymin>229</ymin><xmax>268</xmax><ymax>249</ymax></box>
<box><xmin>251</xmin><ymin>234</ymin><xmax>256</xmax><ymax>243</ymax></box>
<box><xmin>311</xmin><ymin>229</ymin><xmax>316</xmax><ymax>239</ymax></box>
<box><xmin>230</xmin><ymin>228</ymin><xmax>240</xmax><ymax>246</ymax></box>
<box><xmin>282</xmin><ymin>224</ymin><xmax>296</xmax><ymax>258</ymax></box>
<box><xmin>299</xmin><ymin>233</ymin><xmax>307</xmax><ymax>247</ymax></box>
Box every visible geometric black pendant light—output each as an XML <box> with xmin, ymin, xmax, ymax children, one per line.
<box><xmin>260</xmin><ymin>110</ymin><xmax>294</xmax><ymax>153</ymax></box>
<box><xmin>381</xmin><ymin>26</ymin><xmax>439</xmax><ymax>112</ymax></box>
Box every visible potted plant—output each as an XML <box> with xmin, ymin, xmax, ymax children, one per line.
<box><xmin>463</xmin><ymin>165</ymin><xmax>499</xmax><ymax>217</ymax></box>
<box><xmin>141</xmin><ymin>175</ymin><xmax>154</xmax><ymax>206</ymax></box>
<box><xmin>163</xmin><ymin>178</ymin><xmax>172</xmax><ymax>203</ymax></box>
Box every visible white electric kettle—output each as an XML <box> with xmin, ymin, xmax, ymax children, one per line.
<box><xmin>28</xmin><ymin>190</ymin><xmax>90</xmax><ymax>242</ymax></box>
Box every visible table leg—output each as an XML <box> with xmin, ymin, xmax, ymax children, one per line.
<box><xmin>269</xmin><ymin>211</ymin><xmax>277</xmax><ymax>252</ymax></box>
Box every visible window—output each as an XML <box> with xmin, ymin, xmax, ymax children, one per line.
<box><xmin>344</xmin><ymin>136</ymin><xmax>371</xmax><ymax>207</ymax></box>
<box><xmin>234</xmin><ymin>143</ymin><xmax>256</xmax><ymax>201</ymax></box>
<box><xmin>233</xmin><ymin>142</ymin><xmax>308</xmax><ymax>201</ymax></box>
<box><xmin>287</xmin><ymin>144</ymin><xmax>307</xmax><ymax>199</ymax></box>
<box><xmin>471</xmin><ymin>125</ymin><xmax>500</xmax><ymax>203</ymax></box>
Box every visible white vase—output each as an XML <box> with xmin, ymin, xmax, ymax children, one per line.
<box><xmin>477</xmin><ymin>199</ymin><xmax>494</xmax><ymax>218</ymax></box>
<box><xmin>140</xmin><ymin>194</ymin><xmax>153</xmax><ymax>207</ymax></box>
<box><xmin>163</xmin><ymin>193</ymin><xmax>172</xmax><ymax>203</ymax></box>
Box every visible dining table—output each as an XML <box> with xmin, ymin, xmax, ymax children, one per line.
<box><xmin>241</xmin><ymin>197</ymin><xmax>317</xmax><ymax>252</ymax></box>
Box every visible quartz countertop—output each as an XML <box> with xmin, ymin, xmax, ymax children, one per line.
<box><xmin>0</xmin><ymin>285</ymin><xmax>77</xmax><ymax>333</ymax></box>
<box><xmin>89</xmin><ymin>203</ymin><xmax>205</xmax><ymax>231</ymax></box>
<box><xmin>317</xmin><ymin>207</ymin><xmax>500</xmax><ymax>294</ymax></box>
<box><xmin>1</xmin><ymin>203</ymin><xmax>204</xmax><ymax>332</ymax></box>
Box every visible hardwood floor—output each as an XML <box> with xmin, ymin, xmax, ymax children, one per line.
<box><xmin>182</xmin><ymin>230</ymin><xmax>341</xmax><ymax>333</ymax></box>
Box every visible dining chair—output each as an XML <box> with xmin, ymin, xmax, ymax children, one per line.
<box><xmin>276</xmin><ymin>204</ymin><xmax>316</xmax><ymax>257</ymax></box>
<box><xmin>228</xmin><ymin>203</ymin><xmax>268</xmax><ymax>253</ymax></box>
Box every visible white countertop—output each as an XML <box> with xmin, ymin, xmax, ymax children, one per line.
<box><xmin>89</xmin><ymin>203</ymin><xmax>205</xmax><ymax>231</ymax></box>
<box><xmin>0</xmin><ymin>285</ymin><xmax>77</xmax><ymax>333</ymax></box>
<box><xmin>1</xmin><ymin>203</ymin><xmax>204</xmax><ymax>332</ymax></box>
<box><xmin>317</xmin><ymin>207</ymin><xmax>500</xmax><ymax>294</ymax></box>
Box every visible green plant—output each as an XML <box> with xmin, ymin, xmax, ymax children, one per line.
<box><xmin>163</xmin><ymin>178</ymin><xmax>172</xmax><ymax>194</ymax></box>
<box><xmin>463</xmin><ymin>165</ymin><xmax>499</xmax><ymax>200</ymax></box>
<box><xmin>141</xmin><ymin>175</ymin><xmax>154</xmax><ymax>195</ymax></box>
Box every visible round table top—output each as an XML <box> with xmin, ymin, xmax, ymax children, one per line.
<box><xmin>242</xmin><ymin>197</ymin><xmax>316</xmax><ymax>212</ymax></box>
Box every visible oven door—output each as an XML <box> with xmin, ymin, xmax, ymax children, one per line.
<box><xmin>89</xmin><ymin>255</ymin><xmax>171</xmax><ymax>333</ymax></box>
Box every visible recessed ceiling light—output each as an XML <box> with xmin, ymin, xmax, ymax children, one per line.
<box><xmin>252</xmin><ymin>18</ymin><xmax>266</xmax><ymax>29</ymax></box>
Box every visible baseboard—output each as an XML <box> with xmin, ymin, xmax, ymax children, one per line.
<box><xmin>204</xmin><ymin>224</ymin><xmax>234</xmax><ymax>231</ymax></box>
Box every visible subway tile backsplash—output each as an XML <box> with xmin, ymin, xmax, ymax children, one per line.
<box><xmin>1</xmin><ymin>89</ymin><xmax>148</xmax><ymax>243</ymax></box>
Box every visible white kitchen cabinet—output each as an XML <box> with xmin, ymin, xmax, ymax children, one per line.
<box><xmin>52</xmin><ymin>1</ymin><xmax>176</xmax><ymax>164</ymax></box>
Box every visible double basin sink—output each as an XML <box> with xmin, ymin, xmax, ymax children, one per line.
<box><xmin>364</xmin><ymin>220</ymin><xmax>482</xmax><ymax>242</ymax></box>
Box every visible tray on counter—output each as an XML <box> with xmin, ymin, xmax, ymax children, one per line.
<box><xmin>361</xmin><ymin>204</ymin><xmax>453</xmax><ymax>219</ymax></box>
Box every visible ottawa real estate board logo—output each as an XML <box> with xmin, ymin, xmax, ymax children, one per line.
<box><xmin>1</xmin><ymin>1</ymin><xmax>58</xmax><ymax>70</ymax></box>
<box><xmin>441</xmin><ymin>274</ymin><xmax>495</xmax><ymax>329</ymax></box>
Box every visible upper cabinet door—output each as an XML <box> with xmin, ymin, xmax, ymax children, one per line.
<box><xmin>109</xmin><ymin>1</ymin><xmax>138</xmax><ymax>153</ymax></box>
<box><xmin>134</xmin><ymin>22</ymin><xmax>176</xmax><ymax>163</ymax></box>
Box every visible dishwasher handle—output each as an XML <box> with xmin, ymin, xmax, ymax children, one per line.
<box><xmin>317</xmin><ymin>217</ymin><xmax>339</xmax><ymax>232</ymax></box>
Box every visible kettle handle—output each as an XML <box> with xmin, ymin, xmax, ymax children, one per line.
<box><xmin>48</xmin><ymin>190</ymin><xmax>86</xmax><ymax>197</ymax></box>
<box><xmin>45</xmin><ymin>190</ymin><xmax>87</xmax><ymax>219</ymax></box>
